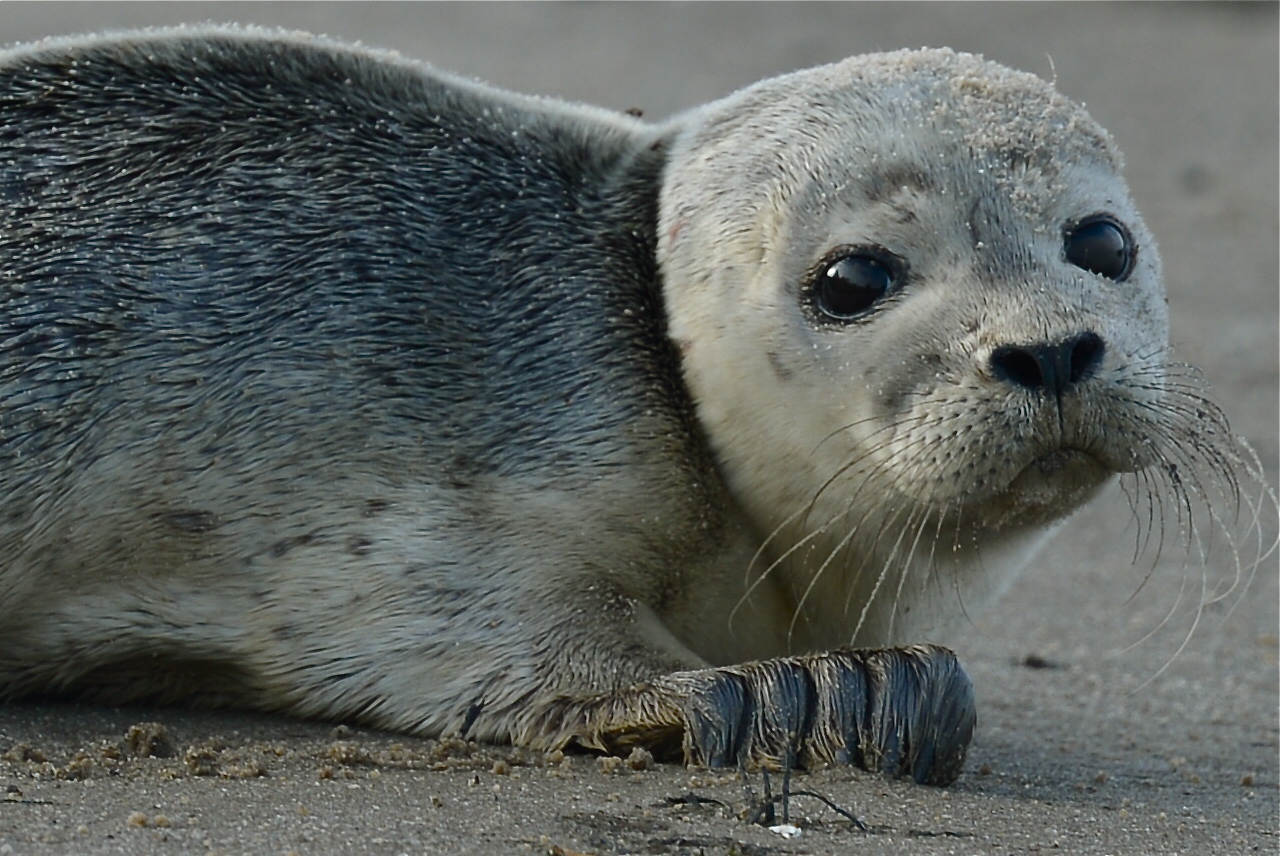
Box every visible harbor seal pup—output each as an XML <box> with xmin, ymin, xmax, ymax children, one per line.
<box><xmin>0</xmin><ymin>27</ymin><xmax>1247</xmax><ymax>786</ymax></box>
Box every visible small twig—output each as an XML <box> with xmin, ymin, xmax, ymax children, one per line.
<box><xmin>746</xmin><ymin>789</ymin><xmax>867</xmax><ymax>831</ymax></box>
<box><xmin>663</xmin><ymin>791</ymin><xmax>725</xmax><ymax>808</ymax></box>
<box><xmin>759</xmin><ymin>767</ymin><xmax>775</xmax><ymax>825</ymax></box>
<box><xmin>781</xmin><ymin>745</ymin><xmax>794</xmax><ymax>824</ymax></box>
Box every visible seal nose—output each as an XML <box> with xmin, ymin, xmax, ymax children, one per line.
<box><xmin>989</xmin><ymin>332</ymin><xmax>1105</xmax><ymax>397</ymax></box>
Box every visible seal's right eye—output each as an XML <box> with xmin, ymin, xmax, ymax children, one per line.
<box><xmin>810</xmin><ymin>250</ymin><xmax>901</xmax><ymax>321</ymax></box>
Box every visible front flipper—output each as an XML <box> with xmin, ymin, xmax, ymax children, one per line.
<box><xmin>519</xmin><ymin>644</ymin><xmax>975</xmax><ymax>786</ymax></box>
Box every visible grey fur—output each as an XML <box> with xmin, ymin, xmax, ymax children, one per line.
<box><xmin>0</xmin><ymin>27</ymin><xmax>1240</xmax><ymax>786</ymax></box>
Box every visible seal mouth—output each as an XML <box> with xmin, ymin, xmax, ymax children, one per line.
<box><xmin>1010</xmin><ymin>447</ymin><xmax>1112</xmax><ymax>491</ymax></box>
<box><xmin>979</xmin><ymin>448</ymin><xmax>1113</xmax><ymax>529</ymax></box>
<box><xmin>1021</xmin><ymin>448</ymin><xmax>1103</xmax><ymax>476</ymax></box>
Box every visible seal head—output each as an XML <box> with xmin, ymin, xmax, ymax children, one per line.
<box><xmin>660</xmin><ymin>49</ymin><xmax>1170</xmax><ymax>646</ymax></box>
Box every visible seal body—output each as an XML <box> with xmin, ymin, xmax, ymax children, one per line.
<box><xmin>0</xmin><ymin>28</ymin><xmax>1216</xmax><ymax>784</ymax></box>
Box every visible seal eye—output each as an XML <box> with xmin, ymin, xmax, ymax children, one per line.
<box><xmin>1064</xmin><ymin>215</ymin><xmax>1134</xmax><ymax>281</ymax></box>
<box><xmin>812</xmin><ymin>251</ymin><xmax>899</xmax><ymax>321</ymax></box>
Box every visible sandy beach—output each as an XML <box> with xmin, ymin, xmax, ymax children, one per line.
<box><xmin>0</xmin><ymin>4</ymin><xmax>1276</xmax><ymax>854</ymax></box>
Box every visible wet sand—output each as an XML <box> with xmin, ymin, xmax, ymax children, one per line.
<box><xmin>0</xmin><ymin>4</ymin><xmax>1276</xmax><ymax>854</ymax></box>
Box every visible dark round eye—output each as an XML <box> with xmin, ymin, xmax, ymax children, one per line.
<box><xmin>1064</xmin><ymin>215</ymin><xmax>1134</xmax><ymax>281</ymax></box>
<box><xmin>811</xmin><ymin>251</ymin><xmax>900</xmax><ymax>321</ymax></box>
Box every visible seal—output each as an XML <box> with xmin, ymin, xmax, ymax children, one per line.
<box><xmin>0</xmin><ymin>26</ymin><xmax>1248</xmax><ymax>786</ymax></box>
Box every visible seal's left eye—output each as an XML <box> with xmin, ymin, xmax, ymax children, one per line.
<box><xmin>811</xmin><ymin>251</ymin><xmax>900</xmax><ymax>321</ymax></box>
<box><xmin>1064</xmin><ymin>215</ymin><xmax>1134</xmax><ymax>281</ymax></box>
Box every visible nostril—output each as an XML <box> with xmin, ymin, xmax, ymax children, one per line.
<box><xmin>990</xmin><ymin>332</ymin><xmax>1106</xmax><ymax>395</ymax></box>
<box><xmin>1067</xmin><ymin>331</ymin><xmax>1105</xmax><ymax>384</ymax></box>
<box><xmin>990</xmin><ymin>346</ymin><xmax>1044</xmax><ymax>390</ymax></box>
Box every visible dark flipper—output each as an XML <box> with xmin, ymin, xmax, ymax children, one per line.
<box><xmin>678</xmin><ymin>646</ymin><xmax>975</xmax><ymax>785</ymax></box>
<box><xmin>525</xmin><ymin>644</ymin><xmax>975</xmax><ymax>786</ymax></box>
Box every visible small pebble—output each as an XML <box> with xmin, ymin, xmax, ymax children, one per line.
<box><xmin>626</xmin><ymin>747</ymin><xmax>654</xmax><ymax>771</ymax></box>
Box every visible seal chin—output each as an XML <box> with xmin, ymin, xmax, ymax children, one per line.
<box><xmin>977</xmin><ymin>449</ymin><xmax>1113</xmax><ymax>530</ymax></box>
